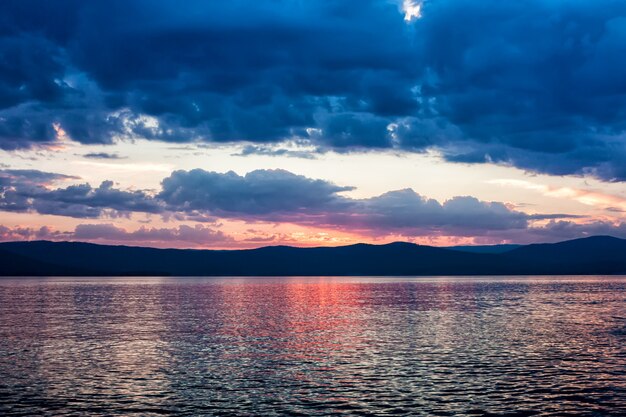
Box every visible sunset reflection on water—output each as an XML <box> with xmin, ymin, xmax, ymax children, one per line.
<box><xmin>1</xmin><ymin>276</ymin><xmax>625</xmax><ymax>416</ymax></box>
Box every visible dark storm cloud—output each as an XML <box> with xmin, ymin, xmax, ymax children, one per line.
<box><xmin>402</xmin><ymin>0</ymin><xmax>626</xmax><ymax>180</ymax></box>
<box><xmin>2</xmin><ymin>0</ymin><xmax>626</xmax><ymax>180</ymax></box>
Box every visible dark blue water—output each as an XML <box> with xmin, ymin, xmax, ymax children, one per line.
<box><xmin>1</xmin><ymin>276</ymin><xmax>625</xmax><ymax>416</ymax></box>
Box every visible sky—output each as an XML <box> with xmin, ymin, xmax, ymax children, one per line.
<box><xmin>1</xmin><ymin>0</ymin><xmax>625</xmax><ymax>249</ymax></box>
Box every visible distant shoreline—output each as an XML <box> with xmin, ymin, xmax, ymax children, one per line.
<box><xmin>1</xmin><ymin>235</ymin><xmax>625</xmax><ymax>277</ymax></box>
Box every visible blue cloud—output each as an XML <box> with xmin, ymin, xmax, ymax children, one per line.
<box><xmin>1</xmin><ymin>1</ymin><xmax>626</xmax><ymax>180</ymax></box>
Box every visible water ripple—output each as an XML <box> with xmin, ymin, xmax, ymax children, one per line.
<box><xmin>0</xmin><ymin>276</ymin><xmax>625</xmax><ymax>416</ymax></box>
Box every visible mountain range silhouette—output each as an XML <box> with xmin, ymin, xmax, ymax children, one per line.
<box><xmin>1</xmin><ymin>236</ymin><xmax>624</xmax><ymax>276</ymax></box>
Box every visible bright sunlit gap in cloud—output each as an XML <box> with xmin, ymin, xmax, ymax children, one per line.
<box><xmin>402</xmin><ymin>0</ymin><xmax>422</xmax><ymax>21</ymax></box>
<box><xmin>489</xmin><ymin>179</ymin><xmax>626</xmax><ymax>212</ymax></box>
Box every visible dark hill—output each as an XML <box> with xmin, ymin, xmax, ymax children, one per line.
<box><xmin>0</xmin><ymin>236</ymin><xmax>624</xmax><ymax>276</ymax></box>
<box><xmin>502</xmin><ymin>236</ymin><xmax>626</xmax><ymax>274</ymax></box>
<box><xmin>0</xmin><ymin>248</ymin><xmax>94</xmax><ymax>276</ymax></box>
<box><xmin>448</xmin><ymin>244</ymin><xmax>522</xmax><ymax>254</ymax></box>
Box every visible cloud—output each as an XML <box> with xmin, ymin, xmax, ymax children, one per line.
<box><xmin>156</xmin><ymin>169</ymin><xmax>532</xmax><ymax>237</ymax></box>
<box><xmin>1</xmin><ymin>1</ymin><xmax>626</xmax><ymax>180</ymax></box>
<box><xmin>83</xmin><ymin>152</ymin><xmax>124</xmax><ymax>159</ymax></box>
<box><xmin>406</xmin><ymin>1</ymin><xmax>626</xmax><ymax>180</ymax></box>
<box><xmin>489</xmin><ymin>179</ymin><xmax>626</xmax><ymax>212</ymax></box>
<box><xmin>0</xmin><ymin>223</ymin><xmax>232</xmax><ymax>248</ymax></box>
<box><xmin>29</xmin><ymin>181</ymin><xmax>163</xmax><ymax>218</ymax></box>
<box><xmin>2</xmin><ymin>167</ymin><xmax>623</xmax><ymax>241</ymax></box>
<box><xmin>1</xmin><ymin>167</ymin><xmax>534</xmax><ymax>235</ymax></box>
<box><xmin>158</xmin><ymin>169</ymin><xmax>354</xmax><ymax>216</ymax></box>
<box><xmin>0</xmin><ymin>169</ymin><xmax>162</xmax><ymax>218</ymax></box>
<box><xmin>2</xmin><ymin>218</ymin><xmax>625</xmax><ymax>248</ymax></box>
<box><xmin>73</xmin><ymin>223</ymin><xmax>232</xmax><ymax>246</ymax></box>
<box><xmin>235</xmin><ymin>144</ymin><xmax>318</xmax><ymax>159</ymax></box>
<box><xmin>479</xmin><ymin>220</ymin><xmax>626</xmax><ymax>244</ymax></box>
<box><xmin>0</xmin><ymin>169</ymin><xmax>78</xmax><ymax>186</ymax></box>
<box><xmin>0</xmin><ymin>169</ymin><xmax>80</xmax><ymax>211</ymax></box>
<box><xmin>346</xmin><ymin>192</ymin><xmax>528</xmax><ymax>236</ymax></box>
<box><xmin>535</xmin><ymin>220</ymin><xmax>626</xmax><ymax>240</ymax></box>
<box><xmin>0</xmin><ymin>225</ymin><xmax>67</xmax><ymax>241</ymax></box>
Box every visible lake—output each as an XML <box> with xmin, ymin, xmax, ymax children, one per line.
<box><xmin>1</xmin><ymin>276</ymin><xmax>625</xmax><ymax>416</ymax></box>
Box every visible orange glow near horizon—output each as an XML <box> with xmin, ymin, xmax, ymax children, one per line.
<box><xmin>1</xmin><ymin>139</ymin><xmax>624</xmax><ymax>248</ymax></box>
<box><xmin>0</xmin><ymin>215</ymin><xmax>522</xmax><ymax>249</ymax></box>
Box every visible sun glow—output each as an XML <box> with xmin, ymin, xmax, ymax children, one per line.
<box><xmin>489</xmin><ymin>179</ymin><xmax>626</xmax><ymax>212</ymax></box>
<box><xmin>402</xmin><ymin>0</ymin><xmax>422</xmax><ymax>22</ymax></box>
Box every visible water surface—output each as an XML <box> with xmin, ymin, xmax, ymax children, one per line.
<box><xmin>1</xmin><ymin>276</ymin><xmax>625</xmax><ymax>416</ymax></box>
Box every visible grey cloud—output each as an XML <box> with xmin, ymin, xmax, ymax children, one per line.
<box><xmin>0</xmin><ymin>223</ymin><xmax>232</xmax><ymax>248</ymax></box>
<box><xmin>158</xmin><ymin>169</ymin><xmax>355</xmax><ymax>216</ymax></box>
<box><xmin>475</xmin><ymin>220</ymin><xmax>626</xmax><ymax>245</ymax></box>
<box><xmin>235</xmin><ymin>144</ymin><xmax>318</xmax><ymax>159</ymax></box>
<box><xmin>157</xmin><ymin>169</ymin><xmax>533</xmax><ymax>237</ymax></box>
<box><xmin>0</xmin><ymin>225</ymin><xmax>67</xmax><ymax>241</ymax></box>
<box><xmin>0</xmin><ymin>169</ymin><xmax>162</xmax><ymax>218</ymax></box>
<box><xmin>83</xmin><ymin>152</ymin><xmax>124</xmax><ymax>159</ymax></box>
<box><xmin>0</xmin><ymin>169</ymin><xmax>78</xmax><ymax>185</ymax></box>
<box><xmin>1</xmin><ymin>167</ymin><xmax>620</xmax><ymax>240</ymax></box>
<box><xmin>73</xmin><ymin>223</ymin><xmax>232</xmax><ymax>246</ymax></box>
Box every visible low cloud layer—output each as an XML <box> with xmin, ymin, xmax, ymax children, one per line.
<box><xmin>1</xmin><ymin>168</ymin><xmax>614</xmax><ymax>243</ymax></box>
<box><xmin>159</xmin><ymin>169</ymin><xmax>354</xmax><ymax>216</ymax></box>
<box><xmin>0</xmin><ymin>169</ymin><xmax>162</xmax><ymax>218</ymax></box>
<box><xmin>1</xmin><ymin>1</ymin><xmax>626</xmax><ymax>180</ymax></box>
<box><xmin>73</xmin><ymin>223</ymin><xmax>233</xmax><ymax>246</ymax></box>
<box><xmin>1</xmin><ymin>219</ymin><xmax>625</xmax><ymax>248</ymax></box>
<box><xmin>473</xmin><ymin>220</ymin><xmax>626</xmax><ymax>245</ymax></box>
<box><xmin>0</xmin><ymin>223</ymin><xmax>232</xmax><ymax>248</ymax></box>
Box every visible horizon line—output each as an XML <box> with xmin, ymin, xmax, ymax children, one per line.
<box><xmin>0</xmin><ymin>235</ymin><xmax>621</xmax><ymax>252</ymax></box>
